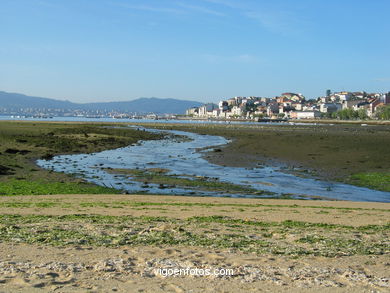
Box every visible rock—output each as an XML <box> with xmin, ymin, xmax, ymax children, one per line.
<box><xmin>41</xmin><ymin>153</ymin><xmax>54</xmax><ymax>160</ymax></box>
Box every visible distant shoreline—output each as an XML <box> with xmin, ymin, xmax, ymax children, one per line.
<box><xmin>2</xmin><ymin>114</ymin><xmax>390</xmax><ymax>125</ymax></box>
<box><xmin>178</xmin><ymin>116</ymin><xmax>390</xmax><ymax>125</ymax></box>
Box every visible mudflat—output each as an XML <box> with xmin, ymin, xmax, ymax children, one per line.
<box><xmin>0</xmin><ymin>121</ymin><xmax>162</xmax><ymax>195</ymax></box>
<box><xmin>138</xmin><ymin>122</ymin><xmax>390</xmax><ymax>191</ymax></box>
<box><xmin>0</xmin><ymin>194</ymin><xmax>389</xmax><ymax>292</ymax></box>
<box><xmin>1</xmin><ymin>121</ymin><xmax>389</xmax><ymax>192</ymax></box>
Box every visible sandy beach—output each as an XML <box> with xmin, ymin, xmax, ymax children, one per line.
<box><xmin>0</xmin><ymin>194</ymin><xmax>388</xmax><ymax>292</ymax></box>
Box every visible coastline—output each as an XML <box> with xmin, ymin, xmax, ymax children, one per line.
<box><xmin>1</xmin><ymin>120</ymin><xmax>389</xmax><ymax>194</ymax></box>
<box><xmin>0</xmin><ymin>121</ymin><xmax>389</xmax><ymax>292</ymax></box>
<box><xmin>177</xmin><ymin>116</ymin><xmax>390</xmax><ymax>125</ymax></box>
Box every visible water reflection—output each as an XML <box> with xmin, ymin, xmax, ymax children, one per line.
<box><xmin>36</xmin><ymin>127</ymin><xmax>390</xmax><ymax>202</ymax></box>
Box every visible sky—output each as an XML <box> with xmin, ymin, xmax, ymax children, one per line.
<box><xmin>0</xmin><ymin>0</ymin><xmax>389</xmax><ymax>103</ymax></box>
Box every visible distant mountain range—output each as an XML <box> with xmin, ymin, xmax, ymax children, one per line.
<box><xmin>0</xmin><ymin>91</ymin><xmax>202</xmax><ymax>114</ymax></box>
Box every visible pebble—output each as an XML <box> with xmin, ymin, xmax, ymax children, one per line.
<box><xmin>0</xmin><ymin>258</ymin><xmax>388</xmax><ymax>288</ymax></box>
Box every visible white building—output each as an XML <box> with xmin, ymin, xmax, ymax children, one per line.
<box><xmin>186</xmin><ymin>107</ymin><xmax>199</xmax><ymax>116</ymax></box>
<box><xmin>198</xmin><ymin>103</ymin><xmax>218</xmax><ymax>117</ymax></box>
<box><xmin>333</xmin><ymin>92</ymin><xmax>352</xmax><ymax>101</ymax></box>
<box><xmin>291</xmin><ymin>111</ymin><xmax>321</xmax><ymax>119</ymax></box>
<box><xmin>320</xmin><ymin>103</ymin><xmax>342</xmax><ymax>113</ymax></box>
<box><xmin>342</xmin><ymin>100</ymin><xmax>364</xmax><ymax>110</ymax></box>
<box><xmin>231</xmin><ymin>106</ymin><xmax>242</xmax><ymax>117</ymax></box>
<box><xmin>212</xmin><ymin>108</ymin><xmax>221</xmax><ymax>117</ymax></box>
<box><xmin>218</xmin><ymin>101</ymin><xmax>229</xmax><ymax>111</ymax></box>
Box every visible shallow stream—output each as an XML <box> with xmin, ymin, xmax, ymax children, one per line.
<box><xmin>36</xmin><ymin>127</ymin><xmax>390</xmax><ymax>202</ymax></box>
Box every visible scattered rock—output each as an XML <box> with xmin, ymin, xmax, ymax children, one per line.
<box><xmin>3</xmin><ymin>148</ymin><xmax>30</xmax><ymax>155</ymax></box>
<box><xmin>0</xmin><ymin>259</ymin><xmax>388</xmax><ymax>289</ymax></box>
<box><xmin>5</xmin><ymin>148</ymin><xmax>20</xmax><ymax>154</ymax></box>
<box><xmin>41</xmin><ymin>153</ymin><xmax>54</xmax><ymax>160</ymax></box>
<box><xmin>16</xmin><ymin>139</ymin><xmax>28</xmax><ymax>143</ymax></box>
<box><xmin>18</xmin><ymin>150</ymin><xmax>31</xmax><ymax>155</ymax></box>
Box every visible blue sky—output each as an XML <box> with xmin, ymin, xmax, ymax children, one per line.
<box><xmin>0</xmin><ymin>0</ymin><xmax>389</xmax><ymax>103</ymax></box>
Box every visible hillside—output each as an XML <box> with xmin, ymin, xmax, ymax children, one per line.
<box><xmin>0</xmin><ymin>91</ymin><xmax>202</xmax><ymax>114</ymax></box>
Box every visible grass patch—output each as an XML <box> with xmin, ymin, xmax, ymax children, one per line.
<box><xmin>1</xmin><ymin>199</ymin><xmax>389</xmax><ymax>214</ymax></box>
<box><xmin>0</xmin><ymin>180</ymin><xmax>119</xmax><ymax>196</ymax></box>
<box><xmin>349</xmin><ymin>172</ymin><xmax>390</xmax><ymax>192</ymax></box>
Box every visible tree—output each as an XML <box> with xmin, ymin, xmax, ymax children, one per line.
<box><xmin>357</xmin><ymin>108</ymin><xmax>368</xmax><ymax>120</ymax></box>
<box><xmin>253</xmin><ymin>113</ymin><xmax>265</xmax><ymax>119</ymax></box>
<box><xmin>334</xmin><ymin>108</ymin><xmax>363</xmax><ymax>120</ymax></box>
<box><xmin>376</xmin><ymin>105</ymin><xmax>390</xmax><ymax>120</ymax></box>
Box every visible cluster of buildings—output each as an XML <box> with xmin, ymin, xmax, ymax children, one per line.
<box><xmin>186</xmin><ymin>91</ymin><xmax>390</xmax><ymax>120</ymax></box>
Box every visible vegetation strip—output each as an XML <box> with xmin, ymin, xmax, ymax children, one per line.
<box><xmin>348</xmin><ymin>172</ymin><xmax>390</xmax><ymax>192</ymax></box>
<box><xmin>0</xmin><ymin>180</ymin><xmax>118</xmax><ymax>196</ymax></box>
<box><xmin>0</xmin><ymin>214</ymin><xmax>388</xmax><ymax>257</ymax></box>
<box><xmin>1</xmin><ymin>200</ymin><xmax>388</xmax><ymax>212</ymax></box>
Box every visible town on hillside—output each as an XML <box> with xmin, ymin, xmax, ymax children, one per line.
<box><xmin>186</xmin><ymin>91</ymin><xmax>390</xmax><ymax>121</ymax></box>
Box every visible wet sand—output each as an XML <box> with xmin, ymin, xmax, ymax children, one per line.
<box><xmin>0</xmin><ymin>194</ymin><xmax>388</xmax><ymax>226</ymax></box>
